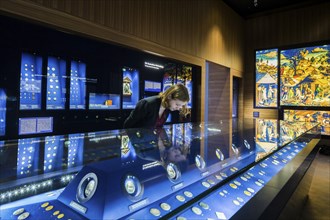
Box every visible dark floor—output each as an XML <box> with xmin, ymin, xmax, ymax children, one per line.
<box><xmin>300</xmin><ymin>148</ymin><xmax>330</xmax><ymax>220</ymax></box>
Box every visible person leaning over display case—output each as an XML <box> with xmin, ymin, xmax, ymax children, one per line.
<box><xmin>123</xmin><ymin>84</ymin><xmax>190</xmax><ymax>128</ymax></box>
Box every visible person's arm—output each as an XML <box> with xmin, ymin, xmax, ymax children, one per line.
<box><xmin>123</xmin><ymin>99</ymin><xmax>149</xmax><ymax>128</ymax></box>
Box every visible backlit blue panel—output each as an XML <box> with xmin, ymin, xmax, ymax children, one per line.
<box><xmin>67</xmin><ymin>133</ymin><xmax>84</xmax><ymax>168</ymax></box>
<box><xmin>0</xmin><ymin>89</ymin><xmax>6</xmax><ymax>136</ymax></box>
<box><xmin>19</xmin><ymin>52</ymin><xmax>43</xmax><ymax>110</ymax></box>
<box><xmin>46</xmin><ymin>57</ymin><xmax>67</xmax><ymax>109</ymax></box>
<box><xmin>17</xmin><ymin>138</ymin><xmax>40</xmax><ymax>178</ymax></box>
<box><xmin>70</xmin><ymin>61</ymin><xmax>86</xmax><ymax>109</ymax></box>
<box><xmin>43</xmin><ymin>136</ymin><xmax>64</xmax><ymax>173</ymax></box>
<box><xmin>123</xmin><ymin>67</ymin><xmax>139</xmax><ymax>109</ymax></box>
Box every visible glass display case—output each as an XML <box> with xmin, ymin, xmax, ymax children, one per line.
<box><xmin>0</xmin><ymin>119</ymin><xmax>320</xmax><ymax>220</ymax></box>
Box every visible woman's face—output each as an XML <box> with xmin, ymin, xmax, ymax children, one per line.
<box><xmin>168</xmin><ymin>99</ymin><xmax>187</xmax><ymax>111</ymax></box>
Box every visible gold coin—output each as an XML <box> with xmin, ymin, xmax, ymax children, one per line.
<box><xmin>13</xmin><ymin>208</ymin><xmax>25</xmax><ymax>216</ymax></box>
<box><xmin>41</xmin><ymin>202</ymin><xmax>49</xmax><ymax>208</ymax></box>
<box><xmin>229</xmin><ymin>183</ymin><xmax>237</xmax><ymax>189</ymax></box>
<box><xmin>244</xmin><ymin>190</ymin><xmax>252</xmax><ymax>196</ymax></box>
<box><xmin>46</xmin><ymin>205</ymin><xmax>54</xmax><ymax>211</ymax></box>
<box><xmin>57</xmin><ymin>213</ymin><xmax>65</xmax><ymax>219</ymax></box>
<box><xmin>18</xmin><ymin>212</ymin><xmax>30</xmax><ymax>220</ymax></box>
<box><xmin>207</xmin><ymin>179</ymin><xmax>215</xmax><ymax>185</ymax></box>
<box><xmin>53</xmin><ymin>211</ymin><xmax>60</xmax><ymax>216</ymax></box>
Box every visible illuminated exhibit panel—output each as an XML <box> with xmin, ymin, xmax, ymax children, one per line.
<box><xmin>284</xmin><ymin>109</ymin><xmax>330</xmax><ymax>136</ymax></box>
<box><xmin>280</xmin><ymin>44</ymin><xmax>330</xmax><ymax>107</ymax></box>
<box><xmin>46</xmin><ymin>57</ymin><xmax>67</xmax><ymax>110</ymax></box>
<box><xmin>0</xmin><ymin>89</ymin><xmax>6</xmax><ymax>136</ymax></box>
<box><xmin>0</xmin><ymin>120</ymin><xmax>319</xmax><ymax>220</ymax></box>
<box><xmin>123</xmin><ymin>67</ymin><xmax>139</xmax><ymax>109</ymax></box>
<box><xmin>255</xmin><ymin>49</ymin><xmax>278</xmax><ymax>108</ymax></box>
<box><xmin>19</xmin><ymin>52</ymin><xmax>43</xmax><ymax>110</ymax></box>
<box><xmin>89</xmin><ymin>93</ymin><xmax>120</xmax><ymax>110</ymax></box>
<box><xmin>69</xmin><ymin>61</ymin><xmax>86</xmax><ymax>109</ymax></box>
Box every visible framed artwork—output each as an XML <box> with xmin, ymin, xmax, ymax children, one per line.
<box><xmin>255</xmin><ymin>49</ymin><xmax>278</xmax><ymax>108</ymax></box>
<box><xmin>280</xmin><ymin>44</ymin><xmax>330</xmax><ymax>107</ymax></box>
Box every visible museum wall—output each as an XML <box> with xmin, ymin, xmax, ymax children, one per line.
<box><xmin>244</xmin><ymin>1</ymin><xmax>330</xmax><ymax>119</ymax></box>
<box><xmin>0</xmin><ymin>0</ymin><xmax>245</xmax><ymax>122</ymax></box>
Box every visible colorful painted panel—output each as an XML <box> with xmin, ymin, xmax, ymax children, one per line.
<box><xmin>284</xmin><ymin>110</ymin><xmax>330</xmax><ymax>136</ymax></box>
<box><xmin>280</xmin><ymin>44</ymin><xmax>330</xmax><ymax>107</ymax></box>
<box><xmin>255</xmin><ymin>49</ymin><xmax>278</xmax><ymax>108</ymax></box>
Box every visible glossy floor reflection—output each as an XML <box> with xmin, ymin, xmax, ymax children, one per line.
<box><xmin>301</xmin><ymin>150</ymin><xmax>330</xmax><ymax>220</ymax></box>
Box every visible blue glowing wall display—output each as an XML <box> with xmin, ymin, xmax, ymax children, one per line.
<box><xmin>70</xmin><ymin>61</ymin><xmax>86</xmax><ymax>109</ymax></box>
<box><xmin>46</xmin><ymin>57</ymin><xmax>67</xmax><ymax>109</ymax></box>
<box><xmin>144</xmin><ymin>80</ymin><xmax>162</xmax><ymax>92</ymax></box>
<box><xmin>0</xmin><ymin>89</ymin><xmax>6</xmax><ymax>136</ymax></box>
<box><xmin>17</xmin><ymin>138</ymin><xmax>40</xmax><ymax>178</ymax></box>
<box><xmin>123</xmin><ymin>67</ymin><xmax>139</xmax><ymax>109</ymax></box>
<box><xmin>67</xmin><ymin>133</ymin><xmax>84</xmax><ymax>168</ymax></box>
<box><xmin>280</xmin><ymin>44</ymin><xmax>330</xmax><ymax>107</ymax></box>
<box><xmin>255</xmin><ymin>49</ymin><xmax>278</xmax><ymax>108</ymax></box>
<box><xmin>43</xmin><ymin>135</ymin><xmax>64</xmax><ymax>173</ymax></box>
<box><xmin>19</xmin><ymin>52</ymin><xmax>43</xmax><ymax>110</ymax></box>
<box><xmin>89</xmin><ymin>93</ymin><xmax>120</xmax><ymax>110</ymax></box>
<box><xmin>163</xmin><ymin>63</ymin><xmax>176</xmax><ymax>92</ymax></box>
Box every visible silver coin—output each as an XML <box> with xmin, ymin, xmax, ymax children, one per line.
<box><xmin>149</xmin><ymin>208</ymin><xmax>160</xmax><ymax>216</ymax></box>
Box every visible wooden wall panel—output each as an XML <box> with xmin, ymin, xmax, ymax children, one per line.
<box><xmin>244</xmin><ymin>2</ymin><xmax>330</xmax><ymax>119</ymax></box>
<box><xmin>0</xmin><ymin>0</ymin><xmax>244</xmax><ymax>71</ymax></box>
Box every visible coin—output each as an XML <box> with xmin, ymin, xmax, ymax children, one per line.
<box><xmin>176</xmin><ymin>216</ymin><xmax>187</xmax><ymax>220</ymax></box>
<box><xmin>149</xmin><ymin>208</ymin><xmax>161</xmax><ymax>216</ymax></box>
<box><xmin>229</xmin><ymin>183</ymin><xmax>237</xmax><ymax>189</ymax></box>
<box><xmin>13</xmin><ymin>208</ymin><xmax>25</xmax><ymax>216</ymax></box>
<box><xmin>233</xmin><ymin>200</ymin><xmax>240</xmax><ymax>206</ymax></box>
<box><xmin>46</xmin><ymin>205</ymin><xmax>54</xmax><ymax>211</ymax></box>
<box><xmin>18</xmin><ymin>212</ymin><xmax>30</xmax><ymax>220</ymax></box>
<box><xmin>160</xmin><ymin>203</ymin><xmax>171</xmax><ymax>211</ymax></box>
<box><xmin>244</xmin><ymin>190</ymin><xmax>251</xmax><ymax>196</ymax></box>
<box><xmin>184</xmin><ymin>191</ymin><xmax>193</xmax><ymax>198</ymax></box>
<box><xmin>57</xmin><ymin>213</ymin><xmax>64</xmax><ymax>219</ymax></box>
<box><xmin>53</xmin><ymin>211</ymin><xmax>60</xmax><ymax>216</ymax></box>
<box><xmin>192</xmin><ymin>206</ymin><xmax>202</xmax><ymax>215</ymax></box>
<box><xmin>202</xmin><ymin>181</ymin><xmax>210</xmax><ymax>188</ymax></box>
<box><xmin>41</xmin><ymin>202</ymin><xmax>49</xmax><ymax>208</ymax></box>
<box><xmin>176</xmin><ymin>195</ymin><xmax>185</xmax><ymax>202</ymax></box>
<box><xmin>199</xmin><ymin>202</ymin><xmax>209</xmax><ymax>209</ymax></box>
<box><xmin>247</xmin><ymin>187</ymin><xmax>255</xmax><ymax>193</ymax></box>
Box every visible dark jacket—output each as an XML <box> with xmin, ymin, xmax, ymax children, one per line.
<box><xmin>123</xmin><ymin>96</ymin><xmax>169</xmax><ymax>128</ymax></box>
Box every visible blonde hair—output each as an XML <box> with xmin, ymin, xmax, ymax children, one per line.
<box><xmin>159</xmin><ymin>84</ymin><xmax>190</xmax><ymax>117</ymax></box>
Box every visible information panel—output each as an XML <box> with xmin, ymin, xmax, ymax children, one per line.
<box><xmin>19</xmin><ymin>52</ymin><xmax>43</xmax><ymax>110</ymax></box>
<box><xmin>70</xmin><ymin>61</ymin><xmax>86</xmax><ymax>109</ymax></box>
<box><xmin>46</xmin><ymin>57</ymin><xmax>67</xmax><ymax>109</ymax></box>
<box><xmin>144</xmin><ymin>80</ymin><xmax>161</xmax><ymax>93</ymax></box>
<box><xmin>18</xmin><ymin>117</ymin><xmax>53</xmax><ymax>135</ymax></box>
<box><xmin>123</xmin><ymin>67</ymin><xmax>139</xmax><ymax>109</ymax></box>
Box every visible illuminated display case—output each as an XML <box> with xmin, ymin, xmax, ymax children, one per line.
<box><xmin>122</xmin><ymin>67</ymin><xmax>139</xmax><ymax>109</ymax></box>
<box><xmin>69</xmin><ymin>61</ymin><xmax>86</xmax><ymax>110</ymax></box>
<box><xmin>19</xmin><ymin>52</ymin><xmax>43</xmax><ymax>110</ymax></box>
<box><xmin>0</xmin><ymin>119</ymin><xmax>320</xmax><ymax>220</ymax></box>
<box><xmin>89</xmin><ymin>93</ymin><xmax>120</xmax><ymax>110</ymax></box>
<box><xmin>0</xmin><ymin>89</ymin><xmax>6</xmax><ymax>136</ymax></box>
<box><xmin>46</xmin><ymin>57</ymin><xmax>67</xmax><ymax>110</ymax></box>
